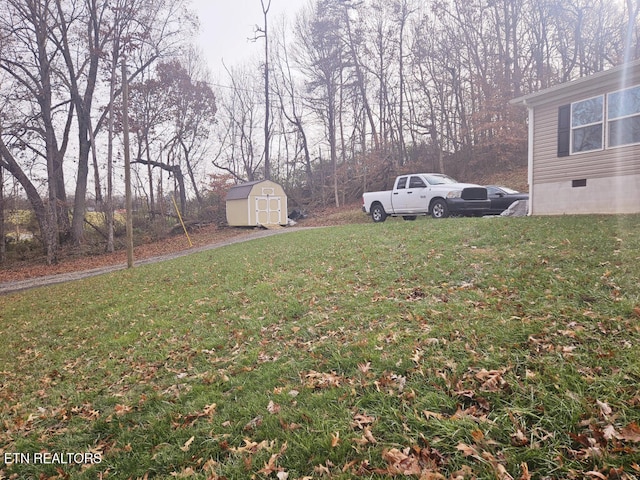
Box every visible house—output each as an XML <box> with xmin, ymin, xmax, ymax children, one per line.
<box><xmin>510</xmin><ymin>60</ymin><xmax>640</xmax><ymax>215</ymax></box>
<box><xmin>225</xmin><ymin>179</ymin><xmax>288</xmax><ymax>226</ymax></box>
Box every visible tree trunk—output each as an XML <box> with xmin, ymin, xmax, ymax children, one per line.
<box><xmin>54</xmin><ymin>0</ymin><xmax>102</xmax><ymax>246</ymax></box>
<box><xmin>0</xmin><ymin>138</ymin><xmax>57</xmax><ymax>263</ymax></box>
<box><xmin>343</xmin><ymin>6</ymin><xmax>380</xmax><ymax>152</ymax></box>
<box><xmin>133</xmin><ymin>159</ymin><xmax>187</xmax><ymax>216</ymax></box>
<box><xmin>181</xmin><ymin>140</ymin><xmax>203</xmax><ymax>206</ymax></box>
<box><xmin>261</xmin><ymin>0</ymin><xmax>271</xmax><ymax>180</ymax></box>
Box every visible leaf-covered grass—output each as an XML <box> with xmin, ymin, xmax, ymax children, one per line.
<box><xmin>1</xmin><ymin>215</ymin><xmax>639</xmax><ymax>479</ymax></box>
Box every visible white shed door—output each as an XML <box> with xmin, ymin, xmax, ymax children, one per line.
<box><xmin>255</xmin><ymin>196</ymin><xmax>282</xmax><ymax>225</ymax></box>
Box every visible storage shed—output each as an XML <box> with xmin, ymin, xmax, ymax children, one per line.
<box><xmin>225</xmin><ymin>180</ymin><xmax>288</xmax><ymax>226</ymax></box>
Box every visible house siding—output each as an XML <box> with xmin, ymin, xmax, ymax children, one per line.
<box><xmin>521</xmin><ymin>61</ymin><xmax>640</xmax><ymax>215</ymax></box>
<box><xmin>533</xmin><ymin>104</ymin><xmax>640</xmax><ymax>185</ymax></box>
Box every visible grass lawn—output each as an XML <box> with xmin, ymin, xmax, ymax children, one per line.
<box><xmin>1</xmin><ymin>215</ymin><xmax>639</xmax><ymax>479</ymax></box>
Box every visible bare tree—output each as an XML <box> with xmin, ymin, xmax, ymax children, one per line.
<box><xmin>0</xmin><ymin>0</ymin><xmax>73</xmax><ymax>263</ymax></box>
<box><xmin>212</xmin><ymin>63</ymin><xmax>264</xmax><ymax>182</ymax></box>
<box><xmin>294</xmin><ymin>0</ymin><xmax>347</xmax><ymax>207</ymax></box>
<box><xmin>128</xmin><ymin>59</ymin><xmax>215</xmax><ymax>217</ymax></box>
<box><xmin>159</xmin><ymin>59</ymin><xmax>216</xmax><ymax>209</ymax></box>
<box><xmin>253</xmin><ymin>0</ymin><xmax>272</xmax><ymax>180</ymax></box>
<box><xmin>271</xmin><ymin>18</ymin><xmax>314</xmax><ymax>195</ymax></box>
<box><xmin>625</xmin><ymin>0</ymin><xmax>640</xmax><ymax>62</ymax></box>
<box><xmin>52</xmin><ymin>0</ymin><xmax>107</xmax><ymax>245</ymax></box>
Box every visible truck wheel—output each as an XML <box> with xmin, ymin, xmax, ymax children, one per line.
<box><xmin>371</xmin><ymin>203</ymin><xmax>387</xmax><ymax>222</ymax></box>
<box><xmin>430</xmin><ymin>199</ymin><xmax>449</xmax><ymax>219</ymax></box>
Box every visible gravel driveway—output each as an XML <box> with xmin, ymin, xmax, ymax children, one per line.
<box><xmin>0</xmin><ymin>227</ymin><xmax>303</xmax><ymax>295</ymax></box>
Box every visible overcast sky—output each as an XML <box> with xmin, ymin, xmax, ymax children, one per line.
<box><xmin>190</xmin><ymin>0</ymin><xmax>304</xmax><ymax>79</ymax></box>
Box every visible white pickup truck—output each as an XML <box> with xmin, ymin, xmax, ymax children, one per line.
<box><xmin>362</xmin><ymin>173</ymin><xmax>490</xmax><ymax>222</ymax></box>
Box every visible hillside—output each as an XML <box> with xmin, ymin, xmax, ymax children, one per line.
<box><xmin>0</xmin><ymin>168</ymin><xmax>528</xmax><ymax>284</ymax></box>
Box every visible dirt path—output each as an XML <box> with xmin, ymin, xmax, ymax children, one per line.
<box><xmin>0</xmin><ymin>227</ymin><xmax>305</xmax><ymax>295</ymax></box>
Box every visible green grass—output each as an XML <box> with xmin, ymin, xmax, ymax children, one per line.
<box><xmin>1</xmin><ymin>215</ymin><xmax>639</xmax><ymax>479</ymax></box>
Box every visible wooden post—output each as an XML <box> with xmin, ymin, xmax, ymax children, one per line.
<box><xmin>122</xmin><ymin>58</ymin><xmax>134</xmax><ymax>268</ymax></box>
<box><xmin>0</xmin><ymin>166</ymin><xmax>5</xmax><ymax>263</ymax></box>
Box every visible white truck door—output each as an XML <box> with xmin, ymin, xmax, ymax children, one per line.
<box><xmin>405</xmin><ymin>175</ymin><xmax>428</xmax><ymax>212</ymax></box>
<box><xmin>392</xmin><ymin>176</ymin><xmax>411</xmax><ymax>212</ymax></box>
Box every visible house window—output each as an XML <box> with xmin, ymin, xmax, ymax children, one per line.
<box><xmin>607</xmin><ymin>85</ymin><xmax>640</xmax><ymax>147</ymax></box>
<box><xmin>571</xmin><ymin>95</ymin><xmax>604</xmax><ymax>153</ymax></box>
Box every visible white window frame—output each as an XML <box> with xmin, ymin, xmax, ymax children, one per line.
<box><xmin>606</xmin><ymin>84</ymin><xmax>640</xmax><ymax>149</ymax></box>
<box><xmin>570</xmin><ymin>94</ymin><xmax>604</xmax><ymax>155</ymax></box>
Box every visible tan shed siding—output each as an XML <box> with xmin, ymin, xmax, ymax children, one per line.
<box><xmin>225</xmin><ymin>179</ymin><xmax>289</xmax><ymax>226</ymax></box>
<box><xmin>226</xmin><ymin>199</ymin><xmax>249</xmax><ymax>226</ymax></box>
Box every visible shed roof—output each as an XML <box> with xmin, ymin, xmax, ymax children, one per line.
<box><xmin>225</xmin><ymin>180</ymin><xmax>276</xmax><ymax>201</ymax></box>
<box><xmin>510</xmin><ymin>59</ymin><xmax>640</xmax><ymax>107</ymax></box>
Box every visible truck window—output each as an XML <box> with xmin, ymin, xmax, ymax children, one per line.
<box><xmin>409</xmin><ymin>176</ymin><xmax>426</xmax><ymax>188</ymax></box>
<box><xmin>424</xmin><ymin>174</ymin><xmax>457</xmax><ymax>185</ymax></box>
<box><xmin>396</xmin><ymin>177</ymin><xmax>408</xmax><ymax>189</ymax></box>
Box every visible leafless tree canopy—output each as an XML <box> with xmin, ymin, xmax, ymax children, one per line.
<box><xmin>1</xmin><ymin>0</ymin><xmax>638</xmax><ymax>261</ymax></box>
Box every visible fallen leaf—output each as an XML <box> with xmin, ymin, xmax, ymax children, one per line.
<box><xmin>304</xmin><ymin>370</ymin><xmax>344</xmax><ymax>389</ymax></box>
<box><xmin>519</xmin><ymin>462</ymin><xmax>531</xmax><ymax>480</ymax></box>
<box><xmin>267</xmin><ymin>400</ymin><xmax>281</xmax><ymax>415</ymax></box>
<box><xmin>474</xmin><ymin>368</ymin><xmax>508</xmax><ymax>392</ymax></box>
<box><xmin>471</xmin><ymin>429</ymin><xmax>485</xmax><ymax>443</ymax></box>
<box><xmin>363</xmin><ymin>426</ymin><xmax>377</xmax><ymax>444</ymax></box>
<box><xmin>229</xmin><ymin>438</ymin><xmax>274</xmax><ymax>455</ymax></box>
<box><xmin>203</xmin><ymin>403</ymin><xmax>217</xmax><ymax>416</ymax></box>
<box><xmin>619</xmin><ymin>422</ymin><xmax>640</xmax><ymax>442</ymax></box>
<box><xmin>456</xmin><ymin>442</ymin><xmax>480</xmax><ymax>459</ymax></box>
<box><xmin>358</xmin><ymin>362</ymin><xmax>372</xmax><ymax>373</ymax></box>
<box><xmin>180</xmin><ymin>436</ymin><xmax>195</xmax><ymax>452</ymax></box>
<box><xmin>170</xmin><ymin>466</ymin><xmax>196</xmax><ymax>477</ymax></box>
<box><xmin>351</xmin><ymin>413</ymin><xmax>375</xmax><ymax>429</ymax></box>
<box><xmin>257</xmin><ymin>453</ymin><xmax>281</xmax><ymax>475</ymax></box>
<box><xmin>203</xmin><ymin>458</ymin><xmax>218</xmax><ymax>474</ymax></box>
<box><xmin>314</xmin><ymin>462</ymin><xmax>332</xmax><ymax>475</ymax></box>
<box><xmin>279</xmin><ymin>418</ymin><xmax>302</xmax><ymax>431</ymax></box>
<box><xmin>411</xmin><ymin>349</ymin><xmax>424</xmax><ymax>364</ymax></box>
<box><xmin>596</xmin><ymin>399</ymin><xmax>612</xmax><ymax>418</ymax></box>
<box><xmin>511</xmin><ymin>429</ymin><xmax>529</xmax><ymax>446</ymax></box>
<box><xmin>481</xmin><ymin>451</ymin><xmax>514</xmax><ymax>480</ymax></box>
<box><xmin>114</xmin><ymin>404</ymin><xmax>132</xmax><ymax>416</ymax></box>
<box><xmin>423</xmin><ymin>410</ymin><xmax>444</xmax><ymax>420</ymax></box>
<box><xmin>603</xmin><ymin>424</ymin><xmax>618</xmax><ymax>440</ymax></box>
<box><xmin>331</xmin><ymin>431</ymin><xmax>340</xmax><ymax>447</ymax></box>
<box><xmin>243</xmin><ymin>415</ymin><xmax>263</xmax><ymax>432</ymax></box>
<box><xmin>382</xmin><ymin>448</ymin><xmax>422</xmax><ymax>476</ymax></box>
<box><xmin>585</xmin><ymin>472</ymin><xmax>607</xmax><ymax>479</ymax></box>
